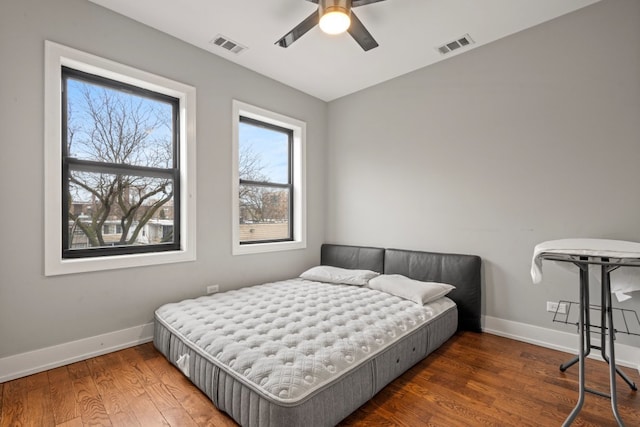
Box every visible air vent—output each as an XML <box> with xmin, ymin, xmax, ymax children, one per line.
<box><xmin>210</xmin><ymin>34</ymin><xmax>247</xmax><ymax>54</ymax></box>
<box><xmin>436</xmin><ymin>34</ymin><xmax>474</xmax><ymax>55</ymax></box>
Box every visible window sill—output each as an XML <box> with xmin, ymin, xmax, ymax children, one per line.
<box><xmin>45</xmin><ymin>249</ymin><xmax>196</xmax><ymax>276</ymax></box>
<box><xmin>232</xmin><ymin>240</ymin><xmax>306</xmax><ymax>256</ymax></box>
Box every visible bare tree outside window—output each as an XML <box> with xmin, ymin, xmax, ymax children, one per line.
<box><xmin>238</xmin><ymin>144</ymin><xmax>268</xmax><ymax>221</ymax></box>
<box><xmin>63</xmin><ymin>69</ymin><xmax>179</xmax><ymax>256</ymax></box>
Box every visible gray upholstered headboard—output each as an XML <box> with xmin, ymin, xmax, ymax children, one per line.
<box><xmin>320</xmin><ymin>244</ymin><xmax>482</xmax><ymax>332</ymax></box>
<box><xmin>320</xmin><ymin>244</ymin><xmax>385</xmax><ymax>272</ymax></box>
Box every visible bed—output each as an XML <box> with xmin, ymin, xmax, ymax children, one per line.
<box><xmin>154</xmin><ymin>244</ymin><xmax>482</xmax><ymax>426</ymax></box>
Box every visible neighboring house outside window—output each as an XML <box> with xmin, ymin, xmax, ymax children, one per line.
<box><xmin>44</xmin><ymin>41</ymin><xmax>196</xmax><ymax>275</ymax></box>
<box><xmin>232</xmin><ymin>101</ymin><xmax>306</xmax><ymax>255</ymax></box>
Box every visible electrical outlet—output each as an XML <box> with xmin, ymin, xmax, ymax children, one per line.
<box><xmin>206</xmin><ymin>284</ymin><xmax>219</xmax><ymax>294</ymax></box>
<box><xmin>546</xmin><ymin>301</ymin><xmax>567</xmax><ymax>314</ymax></box>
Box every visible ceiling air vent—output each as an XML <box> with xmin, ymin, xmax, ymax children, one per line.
<box><xmin>436</xmin><ymin>34</ymin><xmax>474</xmax><ymax>55</ymax></box>
<box><xmin>210</xmin><ymin>34</ymin><xmax>247</xmax><ymax>54</ymax></box>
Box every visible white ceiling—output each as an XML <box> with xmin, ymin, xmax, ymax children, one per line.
<box><xmin>89</xmin><ymin>0</ymin><xmax>600</xmax><ymax>101</ymax></box>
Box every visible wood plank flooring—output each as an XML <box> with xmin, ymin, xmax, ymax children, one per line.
<box><xmin>1</xmin><ymin>332</ymin><xmax>639</xmax><ymax>426</ymax></box>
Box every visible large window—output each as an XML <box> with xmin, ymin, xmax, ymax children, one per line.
<box><xmin>62</xmin><ymin>67</ymin><xmax>179</xmax><ymax>258</ymax></box>
<box><xmin>45</xmin><ymin>41</ymin><xmax>196</xmax><ymax>275</ymax></box>
<box><xmin>232</xmin><ymin>101</ymin><xmax>306</xmax><ymax>255</ymax></box>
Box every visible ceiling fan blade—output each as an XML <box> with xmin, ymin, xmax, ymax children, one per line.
<box><xmin>305</xmin><ymin>0</ymin><xmax>319</xmax><ymax>3</ymax></box>
<box><xmin>352</xmin><ymin>0</ymin><xmax>386</xmax><ymax>7</ymax></box>
<box><xmin>275</xmin><ymin>11</ymin><xmax>320</xmax><ymax>48</ymax></box>
<box><xmin>347</xmin><ymin>11</ymin><xmax>379</xmax><ymax>51</ymax></box>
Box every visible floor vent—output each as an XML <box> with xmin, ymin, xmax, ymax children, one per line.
<box><xmin>210</xmin><ymin>34</ymin><xmax>247</xmax><ymax>54</ymax></box>
<box><xmin>436</xmin><ymin>34</ymin><xmax>474</xmax><ymax>55</ymax></box>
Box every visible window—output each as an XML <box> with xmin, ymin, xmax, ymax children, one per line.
<box><xmin>45</xmin><ymin>41</ymin><xmax>196</xmax><ymax>275</ymax></box>
<box><xmin>232</xmin><ymin>101</ymin><xmax>306</xmax><ymax>255</ymax></box>
<box><xmin>239</xmin><ymin>117</ymin><xmax>293</xmax><ymax>243</ymax></box>
<box><xmin>62</xmin><ymin>67</ymin><xmax>179</xmax><ymax>258</ymax></box>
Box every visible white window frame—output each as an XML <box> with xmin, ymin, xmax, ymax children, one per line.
<box><xmin>232</xmin><ymin>100</ymin><xmax>306</xmax><ymax>255</ymax></box>
<box><xmin>44</xmin><ymin>41</ymin><xmax>197</xmax><ymax>275</ymax></box>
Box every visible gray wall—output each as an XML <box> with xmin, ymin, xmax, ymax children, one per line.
<box><xmin>326</xmin><ymin>0</ymin><xmax>640</xmax><ymax>343</ymax></box>
<box><xmin>0</xmin><ymin>0</ymin><xmax>326</xmax><ymax>358</ymax></box>
<box><xmin>1</xmin><ymin>0</ymin><xmax>639</xmax><ymax>361</ymax></box>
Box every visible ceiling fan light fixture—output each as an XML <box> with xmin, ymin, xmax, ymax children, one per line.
<box><xmin>319</xmin><ymin>0</ymin><xmax>352</xmax><ymax>35</ymax></box>
<box><xmin>319</xmin><ymin>9</ymin><xmax>351</xmax><ymax>34</ymax></box>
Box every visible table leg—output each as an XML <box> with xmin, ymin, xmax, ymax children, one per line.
<box><xmin>560</xmin><ymin>274</ymin><xmax>591</xmax><ymax>372</ymax></box>
<box><xmin>562</xmin><ymin>262</ymin><xmax>589</xmax><ymax>426</ymax></box>
<box><xmin>597</xmin><ymin>265</ymin><xmax>637</xmax><ymax>392</ymax></box>
<box><xmin>603</xmin><ymin>266</ymin><xmax>625</xmax><ymax>426</ymax></box>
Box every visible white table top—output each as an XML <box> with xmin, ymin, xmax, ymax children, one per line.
<box><xmin>531</xmin><ymin>238</ymin><xmax>640</xmax><ymax>301</ymax></box>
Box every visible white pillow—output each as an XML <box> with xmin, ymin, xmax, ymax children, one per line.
<box><xmin>368</xmin><ymin>274</ymin><xmax>455</xmax><ymax>304</ymax></box>
<box><xmin>300</xmin><ymin>265</ymin><xmax>379</xmax><ymax>286</ymax></box>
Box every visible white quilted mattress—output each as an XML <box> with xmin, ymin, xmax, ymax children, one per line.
<box><xmin>155</xmin><ymin>278</ymin><xmax>455</xmax><ymax>405</ymax></box>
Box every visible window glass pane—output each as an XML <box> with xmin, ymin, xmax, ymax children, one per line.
<box><xmin>239</xmin><ymin>121</ymin><xmax>289</xmax><ymax>184</ymax></box>
<box><xmin>67</xmin><ymin>171</ymin><xmax>174</xmax><ymax>250</ymax></box>
<box><xmin>66</xmin><ymin>78</ymin><xmax>174</xmax><ymax>168</ymax></box>
<box><xmin>239</xmin><ymin>184</ymin><xmax>290</xmax><ymax>242</ymax></box>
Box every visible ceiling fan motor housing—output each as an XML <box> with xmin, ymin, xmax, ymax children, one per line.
<box><xmin>320</xmin><ymin>0</ymin><xmax>352</xmax><ymax>17</ymax></box>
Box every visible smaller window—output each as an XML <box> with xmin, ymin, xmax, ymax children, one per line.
<box><xmin>239</xmin><ymin>117</ymin><xmax>293</xmax><ymax>244</ymax></box>
<box><xmin>232</xmin><ymin>101</ymin><xmax>306</xmax><ymax>255</ymax></box>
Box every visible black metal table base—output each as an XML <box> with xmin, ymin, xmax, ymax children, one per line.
<box><xmin>542</xmin><ymin>255</ymin><xmax>637</xmax><ymax>427</ymax></box>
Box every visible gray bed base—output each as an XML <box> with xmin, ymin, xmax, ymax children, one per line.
<box><xmin>154</xmin><ymin>308</ymin><xmax>455</xmax><ymax>426</ymax></box>
<box><xmin>153</xmin><ymin>244</ymin><xmax>482</xmax><ymax>426</ymax></box>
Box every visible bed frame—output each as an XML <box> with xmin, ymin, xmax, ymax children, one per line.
<box><xmin>154</xmin><ymin>244</ymin><xmax>482</xmax><ymax>426</ymax></box>
<box><xmin>321</xmin><ymin>244</ymin><xmax>482</xmax><ymax>332</ymax></box>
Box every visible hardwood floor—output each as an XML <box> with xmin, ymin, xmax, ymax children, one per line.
<box><xmin>1</xmin><ymin>332</ymin><xmax>639</xmax><ymax>426</ymax></box>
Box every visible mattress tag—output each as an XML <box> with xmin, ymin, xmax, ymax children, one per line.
<box><xmin>176</xmin><ymin>353</ymin><xmax>190</xmax><ymax>378</ymax></box>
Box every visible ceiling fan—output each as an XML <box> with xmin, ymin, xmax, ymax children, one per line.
<box><xmin>275</xmin><ymin>0</ymin><xmax>387</xmax><ymax>51</ymax></box>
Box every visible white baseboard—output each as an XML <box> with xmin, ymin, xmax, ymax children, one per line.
<box><xmin>0</xmin><ymin>322</ymin><xmax>154</xmax><ymax>383</ymax></box>
<box><xmin>483</xmin><ymin>315</ymin><xmax>640</xmax><ymax>372</ymax></box>
<box><xmin>2</xmin><ymin>317</ymin><xmax>638</xmax><ymax>384</ymax></box>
